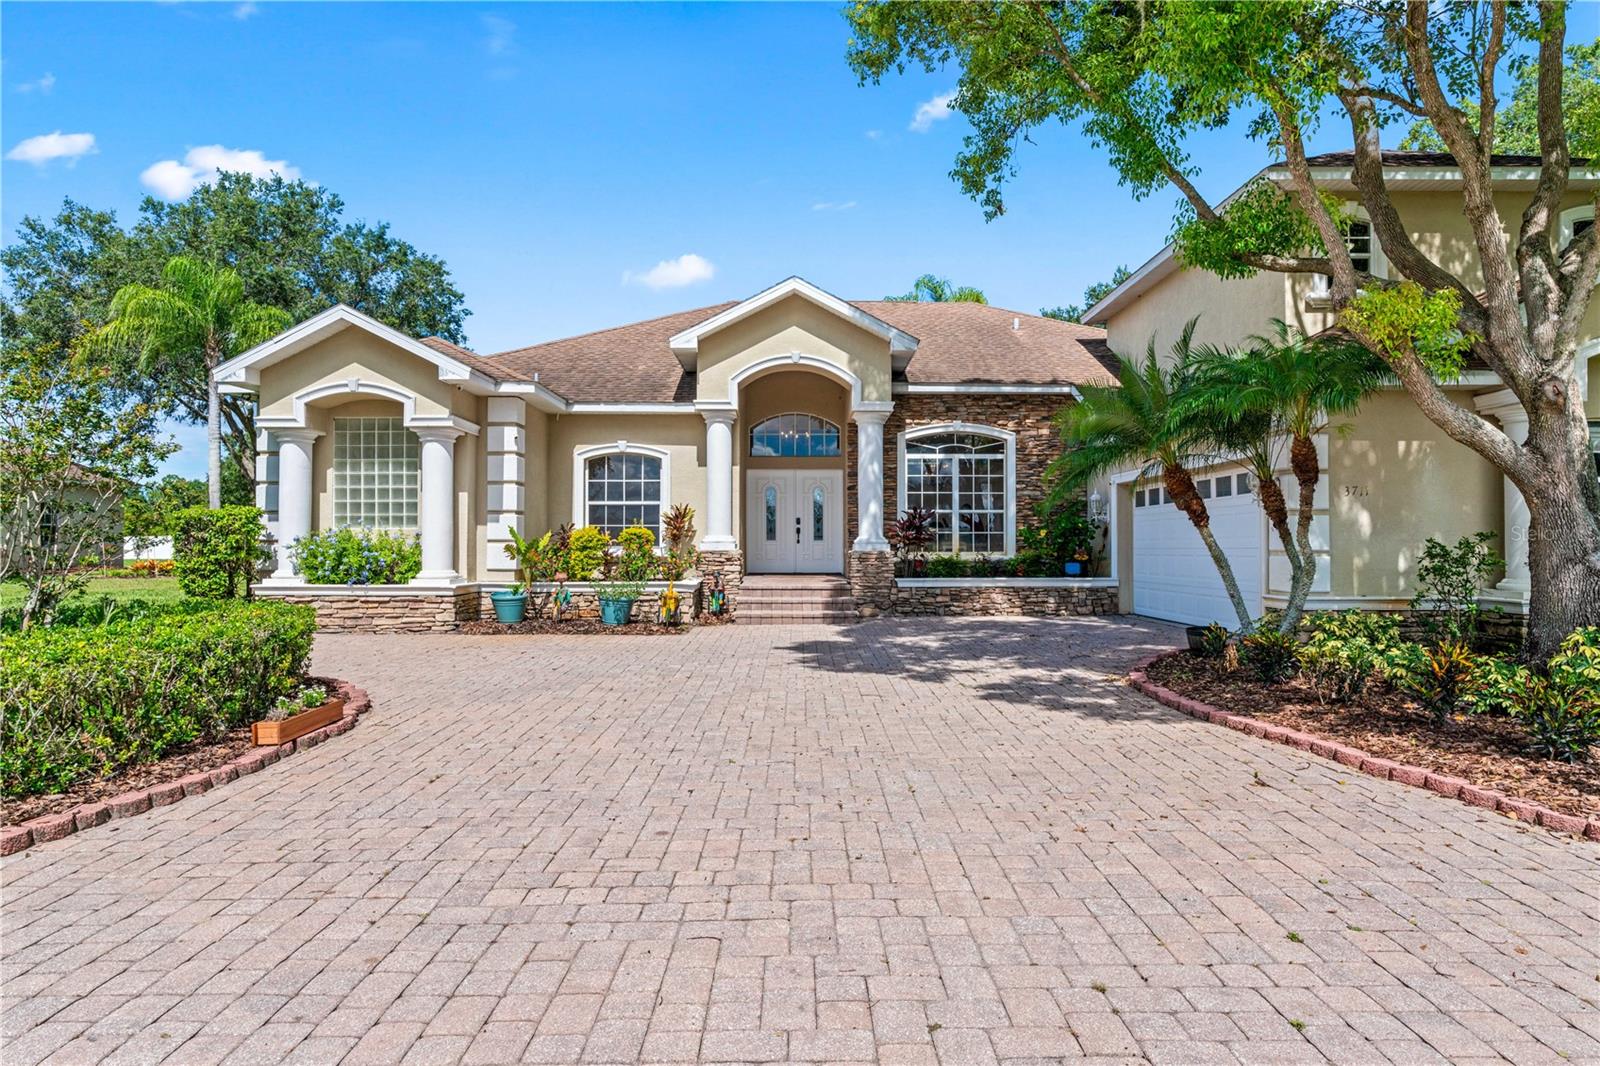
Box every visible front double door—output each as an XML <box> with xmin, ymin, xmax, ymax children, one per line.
<box><xmin>745</xmin><ymin>470</ymin><xmax>844</xmax><ymax>573</ymax></box>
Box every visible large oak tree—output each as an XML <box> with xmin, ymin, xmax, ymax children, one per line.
<box><xmin>848</xmin><ymin>0</ymin><xmax>1600</xmax><ymax>659</ymax></box>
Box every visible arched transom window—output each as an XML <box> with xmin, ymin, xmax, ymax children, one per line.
<box><xmin>901</xmin><ymin>429</ymin><xmax>1013</xmax><ymax>554</ymax></box>
<box><xmin>750</xmin><ymin>413</ymin><xmax>841</xmax><ymax>458</ymax></box>
<box><xmin>584</xmin><ymin>452</ymin><xmax>662</xmax><ymax>536</ymax></box>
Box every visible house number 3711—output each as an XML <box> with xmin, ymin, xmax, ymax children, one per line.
<box><xmin>1343</xmin><ymin>484</ymin><xmax>1370</xmax><ymax>498</ymax></box>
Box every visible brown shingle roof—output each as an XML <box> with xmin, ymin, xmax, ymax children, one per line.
<box><xmin>1299</xmin><ymin>150</ymin><xmax>1584</xmax><ymax>168</ymax></box>
<box><xmin>435</xmin><ymin>301</ymin><xmax>1113</xmax><ymax>404</ymax></box>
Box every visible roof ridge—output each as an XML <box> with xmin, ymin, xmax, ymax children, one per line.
<box><xmin>486</xmin><ymin>302</ymin><xmax>738</xmax><ymax>358</ymax></box>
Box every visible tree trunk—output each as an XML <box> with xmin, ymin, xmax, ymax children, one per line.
<box><xmin>1519</xmin><ymin>436</ymin><xmax>1600</xmax><ymax>662</ymax></box>
<box><xmin>206</xmin><ymin>346</ymin><xmax>222</xmax><ymax>509</ymax></box>
<box><xmin>1286</xmin><ymin>434</ymin><xmax>1322</xmax><ymax>632</ymax></box>
<box><xmin>1164</xmin><ymin>464</ymin><xmax>1255</xmax><ymax>632</ymax></box>
<box><xmin>1256</xmin><ymin>473</ymin><xmax>1305</xmax><ymax>633</ymax></box>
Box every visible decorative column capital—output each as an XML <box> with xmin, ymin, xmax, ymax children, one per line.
<box><xmin>699</xmin><ymin>407</ymin><xmax>737</xmax><ymax>428</ymax></box>
<box><xmin>850</xmin><ymin>406</ymin><xmax>893</xmax><ymax>426</ymax></box>
<box><xmin>272</xmin><ymin>427</ymin><xmax>323</xmax><ymax>445</ymax></box>
<box><xmin>412</xmin><ymin>425</ymin><xmax>467</xmax><ymax>445</ymax></box>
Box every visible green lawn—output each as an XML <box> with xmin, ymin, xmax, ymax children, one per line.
<box><xmin>0</xmin><ymin>576</ymin><xmax>186</xmax><ymax>611</ymax></box>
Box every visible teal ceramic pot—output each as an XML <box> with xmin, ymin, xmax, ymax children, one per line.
<box><xmin>490</xmin><ymin>590</ymin><xmax>527</xmax><ymax>623</ymax></box>
<box><xmin>598</xmin><ymin>597</ymin><xmax>635</xmax><ymax>626</ymax></box>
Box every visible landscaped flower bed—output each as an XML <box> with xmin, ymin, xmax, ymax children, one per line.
<box><xmin>1144</xmin><ymin>652</ymin><xmax>1598</xmax><ymax>819</ymax></box>
<box><xmin>459</xmin><ymin>618</ymin><xmax>694</xmax><ymax>636</ymax></box>
<box><xmin>0</xmin><ymin>599</ymin><xmax>316</xmax><ymax>799</ymax></box>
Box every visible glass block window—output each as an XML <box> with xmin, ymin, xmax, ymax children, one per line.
<box><xmin>333</xmin><ymin>417</ymin><xmax>419</xmax><ymax>529</ymax></box>
<box><xmin>903</xmin><ymin>431</ymin><xmax>1008</xmax><ymax>553</ymax></box>
<box><xmin>750</xmin><ymin>413</ymin><xmax>841</xmax><ymax>457</ymax></box>
<box><xmin>585</xmin><ymin>452</ymin><xmax>662</xmax><ymax>537</ymax></box>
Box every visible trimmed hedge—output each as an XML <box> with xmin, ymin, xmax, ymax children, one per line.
<box><xmin>0</xmin><ymin>601</ymin><xmax>316</xmax><ymax>798</ymax></box>
<box><xmin>173</xmin><ymin>506</ymin><xmax>266</xmax><ymax>599</ymax></box>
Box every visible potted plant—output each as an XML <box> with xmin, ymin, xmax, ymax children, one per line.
<box><xmin>252</xmin><ymin>684</ymin><xmax>345</xmax><ymax>745</ymax></box>
<box><xmin>490</xmin><ymin>582</ymin><xmax>527</xmax><ymax>623</ymax></box>
<box><xmin>595</xmin><ymin>577</ymin><xmax>647</xmax><ymax>625</ymax></box>
<box><xmin>1064</xmin><ymin>547</ymin><xmax>1091</xmax><ymax>577</ymax></box>
<box><xmin>596</xmin><ymin>525</ymin><xmax>657</xmax><ymax>625</ymax></box>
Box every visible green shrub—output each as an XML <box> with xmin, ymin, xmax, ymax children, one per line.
<box><xmin>1241</xmin><ymin>628</ymin><xmax>1299</xmax><ymax>683</ymax></box>
<box><xmin>1550</xmin><ymin>626</ymin><xmax>1600</xmax><ymax>690</ymax></box>
<box><xmin>923</xmin><ymin>555</ymin><xmax>972</xmax><ymax>578</ymax></box>
<box><xmin>1305</xmin><ymin>610</ymin><xmax>1402</xmax><ymax>651</ymax></box>
<box><xmin>1194</xmin><ymin>622</ymin><xmax>1231</xmax><ymax>659</ymax></box>
<box><xmin>1410</xmin><ymin>532</ymin><xmax>1502</xmax><ymax>645</ymax></box>
<box><xmin>564</xmin><ymin>527</ymin><xmax>610</xmax><ymax>580</ymax></box>
<box><xmin>1466</xmin><ymin>656</ymin><xmax>1529</xmax><ymax>716</ymax></box>
<box><xmin>1513</xmin><ymin>674</ymin><xmax>1600</xmax><ymax>762</ymax></box>
<box><xmin>173</xmin><ymin>505</ymin><xmax>266</xmax><ymax>599</ymax></box>
<box><xmin>289</xmin><ymin>527</ymin><xmax>421</xmax><ymax>584</ymax></box>
<box><xmin>1398</xmin><ymin>640</ymin><xmax>1476</xmax><ymax>728</ymax></box>
<box><xmin>616</xmin><ymin>526</ymin><xmax>658</xmax><ymax>581</ymax></box>
<box><xmin>0</xmin><ymin>601</ymin><xmax>315</xmax><ymax>797</ymax></box>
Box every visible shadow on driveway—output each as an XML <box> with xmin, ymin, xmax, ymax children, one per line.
<box><xmin>776</xmin><ymin>613</ymin><xmax>1188</xmax><ymax>719</ymax></box>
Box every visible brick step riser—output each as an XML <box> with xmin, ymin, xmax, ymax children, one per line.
<box><xmin>739</xmin><ymin>615</ymin><xmax>859</xmax><ymax>625</ymax></box>
<box><xmin>738</xmin><ymin>595</ymin><xmax>858</xmax><ymax>606</ymax></box>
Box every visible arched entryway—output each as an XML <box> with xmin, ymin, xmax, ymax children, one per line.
<box><xmin>739</xmin><ymin>370</ymin><xmax>847</xmax><ymax>573</ymax></box>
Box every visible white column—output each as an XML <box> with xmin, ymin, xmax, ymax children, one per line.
<box><xmin>484</xmin><ymin>397</ymin><xmax>527</xmax><ymax>576</ymax></box>
<box><xmin>413</xmin><ymin>427</ymin><xmax>466</xmax><ymax>585</ymax></box>
<box><xmin>852</xmin><ymin>409</ymin><xmax>891</xmax><ymax>552</ymax></box>
<box><xmin>702</xmin><ymin>410</ymin><xmax>738</xmax><ymax>550</ymax></box>
<box><xmin>1495</xmin><ymin>405</ymin><xmax>1531</xmax><ymax>599</ymax></box>
<box><xmin>269</xmin><ymin>428</ymin><xmax>320</xmax><ymax>580</ymax></box>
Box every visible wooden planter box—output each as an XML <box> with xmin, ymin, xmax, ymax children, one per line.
<box><xmin>252</xmin><ymin>699</ymin><xmax>345</xmax><ymax>746</ymax></box>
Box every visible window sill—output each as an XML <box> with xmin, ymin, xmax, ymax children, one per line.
<box><xmin>895</xmin><ymin>576</ymin><xmax>1116</xmax><ymax>589</ymax></box>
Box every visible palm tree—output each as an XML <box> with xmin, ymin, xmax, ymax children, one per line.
<box><xmin>1187</xmin><ymin>323</ymin><xmax>1388</xmax><ymax>626</ymax></box>
<box><xmin>92</xmin><ymin>258</ymin><xmax>291</xmax><ymax>507</ymax></box>
<box><xmin>1047</xmin><ymin>320</ymin><xmax>1255</xmax><ymax>632</ymax></box>
<box><xmin>884</xmin><ymin>274</ymin><xmax>988</xmax><ymax>303</ymax></box>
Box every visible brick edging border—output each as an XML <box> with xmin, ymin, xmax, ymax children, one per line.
<box><xmin>0</xmin><ymin>679</ymin><xmax>372</xmax><ymax>858</ymax></box>
<box><xmin>1127</xmin><ymin>652</ymin><xmax>1600</xmax><ymax>842</ymax></box>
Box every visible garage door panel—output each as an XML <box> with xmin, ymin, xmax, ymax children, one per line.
<box><xmin>1132</xmin><ymin>470</ymin><xmax>1263</xmax><ymax>627</ymax></box>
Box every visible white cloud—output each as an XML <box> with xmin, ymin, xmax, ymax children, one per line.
<box><xmin>233</xmin><ymin>2</ymin><xmax>258</xmax><ymax>19</ymax></box>
<box><xmin>864</xmin><ymin>129</ymin><xmax>883</xmax><ymax>141</ymax></box>
<box><xmin>812</xmin><ymin>201</ymin><xmax>858</xmax><ymax>212</ymax></box>
<box><xmin>6</xmin><ymin>130</ymin><xmax>96</xmax><ymax>165</ymax></box>
<box><xmin>140</xmin><ymin>145</ymin><xmax>303</xmax><ymax>199</ymax></box>
<box><xmin>909</xmin><ymin>90</ymin><xmax>956</xmax><ymax>133</ymax></box>
<box><xmin>483</xmin><ymin>14</ymin><xmax>517</xmax><ymax>55</ymax></box>
<box><xmin>16</xmin><ymin>72</ymin><xmax>56</xmax><ymax>94</ymax></box>
<box><xmin>623</xmin><ymin>253</ymin><xmax>715</xmax><ymax>290</ymax></box>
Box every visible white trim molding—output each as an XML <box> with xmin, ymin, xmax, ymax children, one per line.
<box><xmin>215</xmin><ymin>303</ymin><xmax>497</xmax><ymax>394</ymax></box>
<box><xmin>896</xmin><ymin>576</ymin><xmax>1116</xmax><ymax>589</ymax></box>
<box><xmin>1558</xmin><ymin>203</ymin><xmax>1595</xmax><ymax>249</ymax></box>
<box><xmin>894</xmin><ymin>382</ymin><xmax>1083</xmax><ymax>398</ymax></box>
<box><xmin>724</xmin><ymin>351</ymin><xmax>866</xmax><ymax>412</ymax></box>
<box><xmin>668</xmin><ymin>276</ymin><xmax>919</xmax><ymax>371</ymax></box>
<box><xmin>258</xmin><ymin>377</ymin><xmax>480</xmax><ymax>436</ymax></box>
<box><xmin>896</xmin><ymin>421</ymin><xmax>1019</xmax><ymax>558</ymax></box>
<box><xmin>570</xmin><ymin>441</ymin><xmax>673</xmax><ymax>538</ymax></box>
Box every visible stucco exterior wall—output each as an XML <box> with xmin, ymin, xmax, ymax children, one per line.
<box><xmin>256</xmin><ymin>330</ymin><xmax>459</xmax><ymax>422</ymax></box>
<box><xmin>1328</xmin><ymin>390</ymin><xmax>1502</xmax><ymax>601</ymax></box>
<box><xmin>544</xmin><ymin>413</ymin><xmax>708</xmax><ymax>544</ymax></box>
<box><xmin>694</xmin><ymin>295</ymin><xmax>895</xmax><ymax>406</ymax></box>
<box><xmin>1102</xmin><ymin>267</ymin><xmax>1285</xmax><ymax>361</ymax></box>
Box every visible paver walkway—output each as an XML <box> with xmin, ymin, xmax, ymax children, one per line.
<box><xmin>3</xmin><ymin>616</ymin><xmax>1598</xmax><ymax>1066</ymax></box>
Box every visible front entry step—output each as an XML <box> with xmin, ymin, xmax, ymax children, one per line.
<box><xmin>739</xmin><ymin>575</ymin><xmax>858</xmax><ymax>624</ymax></box>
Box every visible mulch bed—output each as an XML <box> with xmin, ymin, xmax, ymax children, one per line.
<box><xmin>1146</xmin><ymin>653</ymin><xmax>1599</xmax><ymax>819</ymax></box>
<box><xmin>1</xmin><ymin>675</ymin><xmax>343</xmax><ymax>828</ymax></box>
<box><xmin>458</xmin><ymin>618</ymin><xmax>697</xmax><ymax>636</ymax></box>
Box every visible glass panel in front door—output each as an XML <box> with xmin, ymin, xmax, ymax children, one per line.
<box><xmin>812</xmin><ymin>486</ymin><xmax>824</xmax><ymax>541</ymax></box>
<box><xmin>764</xmin><ymin>485</ymin><xmax>778</xmax><ymax>541</ymax></box>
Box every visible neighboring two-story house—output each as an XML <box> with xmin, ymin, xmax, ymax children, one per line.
<box><xmin>1087</xmin><ymin>151</ymin><xmax>1599</xmax><ymax>627</ymax></box>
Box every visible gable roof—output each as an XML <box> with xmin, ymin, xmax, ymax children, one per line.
<box><xmin>1084</xmin><ymin>150</ymin><xmax>1599</xmax><ymax>325</ymax></box>
<box><xmin>471</xmin><ymin>300</ymin><xmax>1113</xmax><ymax>403</ymax></box>
<box><xmin>666</xmin><ymin>276</ymin><xmax>919</xmax><ymax>371</ymax></box>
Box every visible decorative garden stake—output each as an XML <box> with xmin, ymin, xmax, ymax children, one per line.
<box><xmin>659</xmin><ymin>584</ymin><xmax>680</xmax><ymax>626</ymax></box>
<box><xmin>708</xmin><ymin>572</ymin><xmax>726</xmax><ymax>615</ymax></box>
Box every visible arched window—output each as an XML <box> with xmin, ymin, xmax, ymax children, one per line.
<box><xmin>749</xmin><ymin>413</ymin><xmax>841</xmax><ymax>457</ymax></box>
<box><xmin>899</xmin><ymin>427</ymin><xmax>1015</xmax><ymax>555</ymax></box>
<box><xmin>580</xmin><ymin>449</ymin><xmax>664</xmax><ymax>537</ymax></box>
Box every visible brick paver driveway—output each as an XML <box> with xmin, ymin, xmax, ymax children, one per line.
<box><xmin>4</xmin><ymin>617</ymin><xmax>1598</xmax><ymax>1066</ymax></box>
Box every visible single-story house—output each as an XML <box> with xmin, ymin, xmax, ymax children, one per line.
<box><xmin>217</xmin><ymin>277</ymin><xmax>1120</xmax><ymax>628</ymax></box>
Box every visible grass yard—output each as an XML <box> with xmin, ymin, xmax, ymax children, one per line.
<box><xmin>0</xmin><ymin>576</ymin><xmax>186</xmax><ymax>612</ymax></box>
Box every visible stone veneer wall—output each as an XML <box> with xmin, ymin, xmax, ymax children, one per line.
<box><xmin>847</xmin><ymin>551</ymin><xmax>894</xmax><ymax>618</ymax></box>
<box><xmin>891</xmin><ymin>583</ymin><xmax>1118</xmax><ymax>617</ymax></box>
<box><xmin>263</xmin><ymin>587</ymin><xmax>479</xmax><ymax>633</ymax></box>
<box><xmin>848</xmin><ymin>392</ymin><xmax>1071</xmax><ymax>544</ymax></box>
<box><xmin>696</xmin><ymin>550</ymin><xmax>744</xmax><ymax>619</ymax></box>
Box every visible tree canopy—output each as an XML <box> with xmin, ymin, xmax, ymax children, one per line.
<box><xmin>1041</xmin><ymin>265</ymin><xmax>1131</xmax><ymax>323</ymax></box>
<box><xmin>1403</xmin><ymin>41</ymin><xmax>1599</xmax><ymax>157</ymax></box>
<box><xmin>884</xmin><ymin>274</ymin><xmax>988</xmax><ymax>303</ymax></box>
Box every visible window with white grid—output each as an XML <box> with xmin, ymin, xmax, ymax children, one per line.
<box><xmin>333</xmin><ymin>417</ymin><xmax>419</xmax><ymax>529</ymax></box>
<box><xmin>585</xmin><ymin>453</ymin><xmax>662</xmax><ymax>537</ymax></box>
<box><xmin>903</xmin><ymin>432</ymin><xmax>1008</xmax><ymax>553</ymax></box>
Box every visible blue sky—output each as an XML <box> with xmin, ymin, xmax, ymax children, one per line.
<box><xmin>3</xmin><ymin>1</ymin><xmax>1398</xmax><ymax>476</ymax></box>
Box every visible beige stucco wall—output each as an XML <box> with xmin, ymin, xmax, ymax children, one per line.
<box><xmin>1102</xmin><ymin>267</ymin><xmax>1285</xmax><ymax>361</ymax></box>
<box><xmin>257</xmin><ymin>330</ymin><xmax>460</xmax><ymax>422</ymax></box>
<box><xmin>694</xmin><ymin>295</ymin><xmax>894</xmax><ymax>406</ymax></box>
<box><xmin>1328</xmin><ymin>390</ymin><xmax>1502</xmax><ymax>601</ymax></box>
<box><xmin>544</xmin><ymin>413</ymin><xmax>707</xmax><ymax>544</ymax></box>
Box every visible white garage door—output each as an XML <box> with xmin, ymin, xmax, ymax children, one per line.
<box><xmin>1132</xmin><ymin>468</ymin><xmax>1263</xmax><ymax>627</ymax></box>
